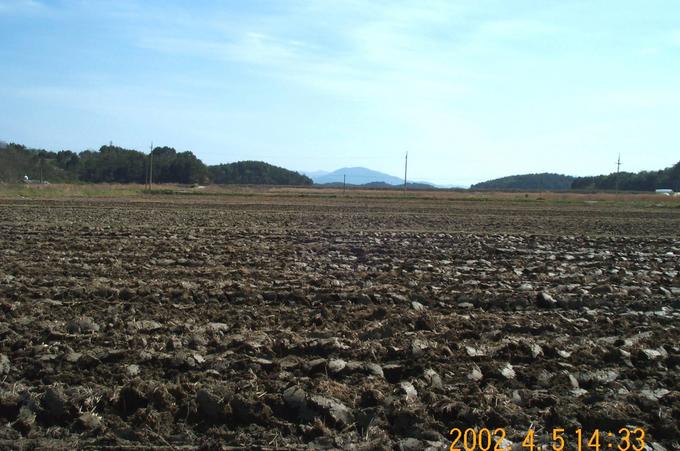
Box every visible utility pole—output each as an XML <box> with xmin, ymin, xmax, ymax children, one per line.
<box><xmin>343</xmin><ymin>174</ymin><xmax>346</xmax><ymax>194</ymax></box>
<box><xmin>615</xmin><ymin>153</ymin><xmax>622</xmax><ymax>192</ymax></box>
<box><xmin>149</xmin><ymin>142</ymin><xmax>154</xmax><ymax>190</ymax></box>
<box><xmin>403</xmin><ymin>151</ymin><xmax>408</xmax><ymax>194</ymax></box>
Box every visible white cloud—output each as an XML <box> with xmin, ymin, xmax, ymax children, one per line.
<box><xmin>0</xmin><ymin>0</ymin><xmax>46</xmax><ymax>14</ymax></box>
<box><xmin>134</xmin><ymin>1</ymin><xmax>480</xmax><ymax>107</ymax></box>
<box><xmin>126</xmin><ymin>1</ymin><xmax>583</xmax><ymax>182</ymax></box>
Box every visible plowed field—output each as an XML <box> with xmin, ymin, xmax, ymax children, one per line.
<box><xmin>1</xmin><ymin>190</ymin><xmax>679</xmax><ymax>449</ymax></box>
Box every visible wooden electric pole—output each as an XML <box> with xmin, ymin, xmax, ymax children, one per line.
<box><xmin>403</xmin><ymin>151</ymin><xmax>408</xmax><ymax>194</ymax></box>
<box><xmin>615</xmin><ymin>154</ymin><xmax>622</xmax><ymax>192</ymax></box>
<box><xmin>149</xmin><ymin>142</ymin><xmax>154</xmax><ymax>190</ymax></box>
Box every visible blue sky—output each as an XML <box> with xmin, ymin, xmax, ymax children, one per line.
<box><xmin>1</xmin><ymin>0</ymin><xmax>679</xmax><ymax>185</ymax></box>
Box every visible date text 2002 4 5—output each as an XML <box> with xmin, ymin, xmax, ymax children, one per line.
<box><xmin>449</xmin><ymin>427</ymin><xmax>646</xmax><ymax>451</ymax></box>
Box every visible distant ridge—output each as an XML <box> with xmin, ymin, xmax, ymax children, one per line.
<box><xmin>313</xmin><ymin>167</ymin><xmax>403</xmax><ymax>185</ymax></box>
<box><xmin>209</xmin><ymin>161</ymin><xmax>312</xmax><ymax>185</ymax></box>
<box><xmin>309</xmin><ymin>166</ymin><xmax>467</xmax><ymax>188</ymax></box>
<box><xmin>361</xmin><ymin>181</ymin><xmax>434</xmax><ymax>189</ymax></box>
<box><xmin>471</xmin><ymin>173</ymin><xmax>574</xmax><ymax>191</ymax></box>
<box><xmin>303</xmin><ymin>170</ymin><xmax>330</xmax><ymax>179</ymax></box>
<box><xmin>572</xmin><ymin>160</ymin><xmax>680</xmax><ymax>191</ymax></box>
<box><xmin>0</xmin><ymin>141</ymin><xmax>311</xmax><ymax>186</ymax></box>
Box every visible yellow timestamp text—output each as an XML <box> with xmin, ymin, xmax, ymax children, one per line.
<box><xmin>449</xmin><ymin>427</ymin><xmax>646</xmax><ymax>451</ymax></box>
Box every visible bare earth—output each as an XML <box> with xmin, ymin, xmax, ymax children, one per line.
<box><xmin>0</xmin><ymin>188</ymin><xmax>679</xmax><ymax>449</ymax></box>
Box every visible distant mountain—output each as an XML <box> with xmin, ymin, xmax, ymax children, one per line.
<box><xmin>303</xmin><ymin>170</ymin><xmax>330</xmax><ymax>179</ymax></box>
<box><xmin>362</xmin><ymin>181</ymin><xmax>435</xmax><ymax>189</ymax></box>
<box><xmin>471</xmin><ymin>173</ymin><xmax>574</xmax><ymax>191</ymax></box>
<box><xmin>313</xmin><ymin>167</ymin><xmax>404</xmax><ymax>185</ymax></box>
<box><xmin>430</xmin><ymin>183</ymin><xmax>468</xmax><ymax>189</ymax></box>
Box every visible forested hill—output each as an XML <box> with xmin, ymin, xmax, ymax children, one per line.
<box><xmin>572</xmin><ymin>161</ymin><xmax>680</xmax><ymax>191</ymax></box>
<box><xmin>0</xmin><ymin>142</ymin><xmax>311</xmax><ymax>186</ymax></box>
<box><xmin>471</xmin><ymin>173</ymin><xmax>574</xmax><ymax>190</ymax></box>
<box><xmin>209</xmin><ymin>161</ymin><xmax>311</xmax><ymax>185</ymax></box>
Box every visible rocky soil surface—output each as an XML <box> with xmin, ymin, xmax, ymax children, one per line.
<box><xmin>0</xmin><ymin>195</ymin><xmax>679</xmax><ymax>449</ymax></box>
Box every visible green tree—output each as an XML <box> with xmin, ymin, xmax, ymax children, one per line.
<box><xmin>209</xmin><ymin>161</ymin><xmax>312</xmax><ymax>185</ymax></box>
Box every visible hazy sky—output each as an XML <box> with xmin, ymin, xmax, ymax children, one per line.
<box><xmin>1</xmin><ymin>0</ymin><xmax>679</xmax><ymax>185</ymax></box>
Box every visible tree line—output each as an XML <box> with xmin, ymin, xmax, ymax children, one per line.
<box><xmin>471</xmin><ymin>162</ymin><xmax>680</xmax><ymax>192</ymax></box>
<box><xmin>209</xmin><ymin>161</ymin><xmax>311</xmax><ymax>185</ymax></box>
<box><xmin>471</xmin><ymin>173</ymin><xmax>574</xmax><ymax>190</ymax></box>
<box><xmin>571</xmin><ymin>161</ymin><xmax>680</xmax><ymax>191</ymax></box>
<box><xmin>0</xmin><ymin>142</ymin><xmax>312</xmax><ymax>186</ymax></box>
